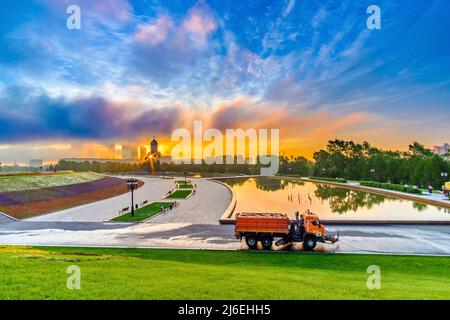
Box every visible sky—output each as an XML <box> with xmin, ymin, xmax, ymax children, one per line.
<box><xmin>0</xmin><ymin>0</ymin><xmax>449</xmax><ymax>164</ymax></box>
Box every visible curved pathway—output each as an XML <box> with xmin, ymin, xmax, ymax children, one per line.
<box><xmin>151</xmin><ymin>179</ymin><xmax>232</xmax><ymax>224</ymax></box>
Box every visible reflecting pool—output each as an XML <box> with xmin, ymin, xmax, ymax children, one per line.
<box><xmin>219</xmin><ymin>177</ymin><xmax>450</xmax><ymax>222</ymax></box>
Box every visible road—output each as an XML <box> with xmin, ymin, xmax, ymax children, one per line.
<box><xmin>0</xmin><ymin>221</ymin><xmax>449</xmax><ymax>255</ymax></box>
<box><xmin>0</xmin><ymin>177</ymin><xmax>449</xmax><ymax>255</ymax></box>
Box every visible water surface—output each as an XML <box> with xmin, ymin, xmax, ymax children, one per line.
<box><xmin>219</xmin><ymin>177</ymin><xmax>450</xmax><ymax>222</ymax></box>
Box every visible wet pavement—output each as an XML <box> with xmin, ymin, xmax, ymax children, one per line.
<box><xmin>0</xmin><ymin>220</ymin><xmax>449</xmax><ymax>255</ymax></box>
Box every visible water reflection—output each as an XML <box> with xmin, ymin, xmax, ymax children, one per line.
<box><xmin>226</xmin><ymin>177</ymin><xmax>304</xmax><ymax>191</ymax></box>
<box><xmin>219</xmin><ymin>177</ymin><xmax>450</xmax><ymax>221</ymax></box>
<box><xmin>412</xmin><ymin>202</ymin><xmax>429</xmax><ymax>212</ymax></box>
<box><xmin>314</xmin><ymin>184</ymin><xmax>388</xmax><ymax>214</ymax></box>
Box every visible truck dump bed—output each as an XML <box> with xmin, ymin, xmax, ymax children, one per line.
<box><xmin>235</xmin><ymin>213</ymin><xmax>290</xmax><ymax>234</ymax></box>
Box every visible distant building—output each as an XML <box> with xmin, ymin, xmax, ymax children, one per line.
<box><xmin>122</xmin><ymin>144</ymin><xmax>138</xmax><ymax>160</ymax></box>
<box><xmin>113</xmin><ymin>144</ymin><xmax>122</xmax><ymax>159</ymax></box>
<box><xmin>138</xmin><ymin>145</ymin><xmax>149</xmax><ymax>161</ymax></box>
<box><xmin>61</xmin><ymin>158</ymin><xmax>140</xmax><ymax>164</ymax></box>
<box><xmin>148</xmin><ymin>137</ymin><xmax>161</xmax><ymax>159</ymax></box>
<box><xmin>29</xmin><ymin>159</ymin><xmax>43</xmax><ymax>168</ymax></box>
<box><xmin>146</xmin><ymin>138</ymin><xmax>171</xmax><ymax>164</ymax></box>
<box><xmin>433</xmin><ymin>143</ymin><xmax>450</xmax><ymax>155</ymax></box>
<box><xmin>151</xmin><ymin>138</ymin><xmax>158</xmax><ymax>155</ymax></box>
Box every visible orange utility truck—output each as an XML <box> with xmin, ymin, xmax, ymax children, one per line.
<box><xmin>235</xmin><ymin>210</ymin><xmax>339</xmax><ymax>251</ymax></box>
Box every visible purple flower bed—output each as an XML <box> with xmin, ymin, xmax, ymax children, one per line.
<box><xmin>0</xmin><ymin>177</ymin><xmax>126</xmax><ymax>206</ymax></box>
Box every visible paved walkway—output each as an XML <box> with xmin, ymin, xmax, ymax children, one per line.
<box><xmin>151</xmin><ymin>179</ymin><xmax>232</xmax><ymax>224</ymax></box>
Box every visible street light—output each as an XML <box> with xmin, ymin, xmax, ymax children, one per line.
<box><xmin>126</xmin><ymin>178</ymin><xmax>139</xmax><ymax>217</ymax></box>
<box><xmin>184</xmin><ymin>169</ymin><xmax>188</xmax><ymax>184</ymax></box>
<box><xmin>441</xmin><ymin>172</ymin><xmax>448</xmax><ymax>177</ymax></box>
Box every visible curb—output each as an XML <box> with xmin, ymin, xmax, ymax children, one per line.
<box><xmin>208</xmin><ymin>179</ymin><xmax>236</xmax><ymax>224</ymax></box>
<box><xmin>0</xmin><ymin>211</ymin><xmax>18</xmax><ymax>221</ymax></box>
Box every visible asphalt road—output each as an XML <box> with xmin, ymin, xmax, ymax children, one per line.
<box><xmin>0</xmin><ymin>220</ymin><xmax>449</xmax><ymax>255</ymax></box>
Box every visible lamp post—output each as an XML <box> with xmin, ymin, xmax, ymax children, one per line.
<box><xmin>441</xmin><ymin>172</ymin><xmax>448</xmax><ymax>178</ymax></box>
<box><xmin>184</xmin><ymin>169</ymin><xmax>187</xmax><ymax>184</ymax></box>
<box><xmin>126</xmin><ymin>178</ymin><xmax>138</xmax><ymax>217</ymax></box>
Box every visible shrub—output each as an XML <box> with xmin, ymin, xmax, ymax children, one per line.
<box><xmin>309</xmin><ymin>177</ymin><xmax>348</xmax><ymax>183</ymax></box>
<box><xmin>359</xmin><ymin>181</ymin><xmax>423</xmax><ymax>194</ymax></box>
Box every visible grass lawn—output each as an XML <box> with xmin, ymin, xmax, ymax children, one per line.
<box><xmin>166</xmin><ymin>189</ymin><xmax>192</xmax><ymax>199</ymax></box>
<box><xmin>112</xmin><ymin>202</ymin><xmax>174</xmax><ymax>222</ymax></box>
<box><xmin>177</xmin><ymin>184</ymin><xmax>194</xmax><ymax>189</ymax></box>
<box><xmin>0</xmin><ymin>246</ymin><xmax>449</xmax><ymax>300</ymax></box>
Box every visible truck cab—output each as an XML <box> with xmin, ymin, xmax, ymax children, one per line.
<box><xmin>291</xmin><ymin>210</ymin><xmax>337</xmax><ymax>250</ymax></box>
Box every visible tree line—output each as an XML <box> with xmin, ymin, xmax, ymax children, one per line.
<box><xmin>312</xmin><ymin>140</ymin><xmax>449</xmax><ymax>189</ymax></box>
<box><xmin>53</xmin><ymin>160</ymin><xmax>142</xmax><ymax>174</ymax></box>
<box><xmin>54</xmin><ymin>139</ymin><xmax>450</xmax><ymax>189</ymax></box>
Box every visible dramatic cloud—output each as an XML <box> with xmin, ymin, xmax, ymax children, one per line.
<box><xmin>131</xmin><ymin>5</ymin><xmax>219</xmax><ymax>83</ymax></box>
<box><xmin>0</xmin><ymin>86</ymin><xmax>182</xmax><ymax>143</ymax></box>
<box><xmin>0</xmin><ymin>0</ymin><xmax>449</xmax><ymax>162</ymax></box>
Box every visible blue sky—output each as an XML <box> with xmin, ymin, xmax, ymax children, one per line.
<box><xmin>0</xmin><ymin>0</ymin><xmax>449</xmax><ymax>162</ymax></box>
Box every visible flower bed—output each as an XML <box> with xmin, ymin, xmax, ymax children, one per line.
<box><xmin>0</xmin><ymin>177</ymin><xmax>142</xmax><ymax>219</ymax></box>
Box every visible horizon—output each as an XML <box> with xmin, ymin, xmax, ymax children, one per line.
<box><xmin>0</xmin><ymin>0</ymin><xmax>449</xmax><ymax>163</ymax></box>
<box><xmin>1</xmin><ymin>138</ymin><xmax>448</xmax><ymax>167</ymax></box>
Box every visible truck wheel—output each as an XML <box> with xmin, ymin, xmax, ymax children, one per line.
<box><xmin>261</xmin><ymin>236</ymin><xmax>273</xmax><ymax>250</ymax></box>
<box><xmin>245</xmin><ymin>235</ymin><xmax>258</xmax><ymax>250</ymax></box>
<box><xmin>303</xmin><ymin>235</ymin><xmax>317</xmax><ymax>251</ymax></box>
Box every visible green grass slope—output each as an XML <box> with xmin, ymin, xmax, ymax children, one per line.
<box><xmin>0</xmin><ymin>246</ymin><xmax>449</xmax><ymax>300</ymax></box>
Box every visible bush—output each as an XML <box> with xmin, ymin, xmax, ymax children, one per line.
<box><xmin>359</xmin><ymin>181</ymin><xmax>422</xmax><ymax>194</ymax></box>
<box><xmin>309</xmin><ymin>177</ymin><xmax>348</xmax><ymax>183</ymax></box>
